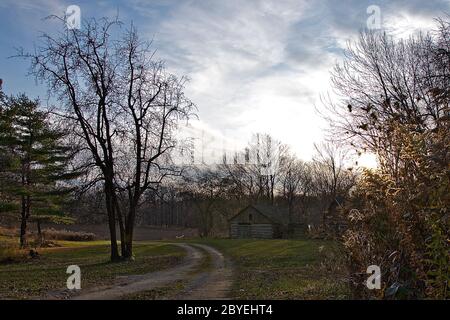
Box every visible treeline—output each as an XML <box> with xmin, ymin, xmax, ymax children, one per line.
<box><xmin>178</xmin><ymin>135</ymin><xmax>357</xmax><ymax>237</ymax></box>
<box><xmin>67</xmin><ymin>132</ymin><xmax>357</xmax><ymax>238</ymax></box>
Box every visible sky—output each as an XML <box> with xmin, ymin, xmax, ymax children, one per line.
<box><xmin>0</xmin><ymin>0</ymin><xmax>449</xmax><ymax>166</ymax></box>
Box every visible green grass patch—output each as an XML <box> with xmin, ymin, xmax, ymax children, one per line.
<box><xmin>0</xmin><ymin>242</ymin><xmax>185</xmax><ymax>299</ymax></box>
<box><xmin>190</xmin><ymin>238</ymin><xmax>350</xmax><ymax>300</ymax></box>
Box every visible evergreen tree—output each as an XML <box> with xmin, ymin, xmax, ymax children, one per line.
<box><xmin>0</xmin><ymin>94</ymin><xmax>77</xmax><ymax>247</ymax></box>
<box><xmin>0</xmin><ymin>80</ymin><xmax>16</xmax><ymax>217</ymax></box>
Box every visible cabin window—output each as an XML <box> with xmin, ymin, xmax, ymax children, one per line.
<box><xmin>249</xmin><ymin>214</ymin><xmax>253</xmax><ymax>222</ymax></box>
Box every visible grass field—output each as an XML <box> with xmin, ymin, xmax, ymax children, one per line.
<box><xmin>1</xmin><ymin>227</ymin><xmax>350</xmax><ymax>300</ymax></box>
<box><xmin>0</xmin><ymin>240</ymin><xmax>185</xmax><ymax>299</ymax></box>
<box><xmin>191</xmin><ymin>238</ymin><xmax>350</xmax><ymax>300</ymax></box>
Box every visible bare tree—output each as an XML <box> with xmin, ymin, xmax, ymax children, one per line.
<box><xmin>311</xmin><ymin>142</ymin><xmax>354</xmax><ymax>200</ymax></box>
<box><xmin>308</xmin><ymin>142</ymin><xmax>356</xmax><ymax>226</ymax></box>
<box><xmin>222</xmin><ymin>133</ymin><xmax>288</xmax><ymax>204</ymax></box>
<box><xmin>323</xmin><ymin>24</ymin><xmax>449</xmax><ymax>178</ymax></box>
<box><xmin>112</xmin><ymin>26</ymin><xmax>194</xmax><ymax>258</ymax></box>
<box><xmin>278</xmin><ymin>156</ymin><xmax>313</xmax><ymax>222</ymax></box>
<box><xmin>20</xmin><ymin>17</ymin><xmax>194</xmax><ymax>260</ymax></box>
<box><xmin>181</xmin><ymin>165</ymin><xmax>228</xmax><ymax>237</ymax></box>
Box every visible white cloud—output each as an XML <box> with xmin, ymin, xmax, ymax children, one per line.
<box><xmin>132</xmin><ymin>0</ymin><xmax>448</xmax><ymax>161</ymax></box>
<box><xmin>384</xmin><ymin>11</ymin><xmax>441</xmax><ymax>38</ymax></box>
<box><xmin>143</xmin><ymin>0</ymin><xmax>331</xmax><ymax>160</ymax></box>
<box><xmin>2</xmin><ymin>0</ymin><xmax>448</xmax><ymax>161</ymax></box>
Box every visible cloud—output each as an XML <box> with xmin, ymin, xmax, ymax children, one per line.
<box><xmin>139</xmin><ymin>0</ymin><xmax>328</xmax><ymax>160</ymax></box>
<box><xmin>124</xmin><ymin>0</ymin><xmax>449</xmax><ymax>160</ymax></box>
<box><xmin>1</xmin><ymin>0</ymin><xmax>448</xmax><ymax>160</ymax></box>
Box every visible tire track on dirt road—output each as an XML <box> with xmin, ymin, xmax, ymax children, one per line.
<box><xmin>67</xmin><ymin>243</ymin><xmax>232</xmax><ymax>300</ymax></box>
<box><xmin>173</xmin><ymin>244</ymin><xmax>233</xmax><ymax>300</ymax></box>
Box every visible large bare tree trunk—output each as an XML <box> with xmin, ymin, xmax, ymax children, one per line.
<box><xmin>104</xmin><ymin>182</ymin><xmax>120</xmax><ymax>261</ymax></box>
<box><xmin>122</xmin><ymin>201</ymin><xmax>137</xmax><ymax>259</ymax></box>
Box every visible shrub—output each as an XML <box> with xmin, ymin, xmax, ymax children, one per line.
<box><xmin>342</xmin><ymin>126</ymin><xmax>449</xmax><ymax>299</ymax></box>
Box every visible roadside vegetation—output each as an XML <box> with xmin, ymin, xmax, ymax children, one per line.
<box><xmin>327</xmin><ymin>19</ymin><xmax>450</xmax><ymax>299</ymax></box>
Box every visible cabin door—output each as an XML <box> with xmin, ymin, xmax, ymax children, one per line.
<box><xmin>238</xmin><ymin>224</ymin><xmax>251</xmax><ymax>238</ymax></box>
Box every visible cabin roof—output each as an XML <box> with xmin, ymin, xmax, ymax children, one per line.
<box><xmin>229</xmin><ymin>204</ymin><xmax>290</xmax><ymax>225</ymax></box>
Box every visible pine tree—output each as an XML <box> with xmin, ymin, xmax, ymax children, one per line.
<box><xmin>0</xmin><ymin>94</ymin><xmax>77</xmax><ymax>247</ymax></box>
<box><xmin>0</xmin><ymin>81</ymin><xmax>17</xmax><ymax>218</ymax></box>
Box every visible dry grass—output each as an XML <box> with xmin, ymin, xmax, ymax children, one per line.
<box><xmin>41</xmin><ymin>228</ymin><xmax>96</xmax><ymax>241</ymax></box>
<box><xmin>0</xmin><ymin>245</ymin><xmax>27</xmax><ymax>264</ymax></box>
<box><xmin>0</xmin><ymin>226</ymin><xmax>97</xmax><ymax>263</ymax></box>
<box><xmin>0</xmin><ymin>228</ymin><xmax>27</xmax><ymax>263</ymax></box>
<box><xmin>0</xmin><ymin>226</ymin><xmax>17</xmax><ymax>238</ymax></box>
<box><xmin>0</xmin><ymin>226</ymin><xmax>97</xmax><ymax>243</ymax></box>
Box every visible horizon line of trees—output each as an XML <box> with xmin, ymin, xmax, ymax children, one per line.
<box><xmin>63</xmin><ymin>132</ymin><xmax>358</xmax><ymax>237</ymax></box>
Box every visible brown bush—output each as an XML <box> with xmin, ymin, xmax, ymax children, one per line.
<box><xmin>41</xmin><ymin>228</ymin><xmax>97</xmax><ymax>241</ymax></box>
<box><xmin>342</xmin><ymin>126</ymin><xmax>449</xmax><ymax>299</ymax></box>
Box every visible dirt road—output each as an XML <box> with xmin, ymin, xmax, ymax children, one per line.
<box><xmin>175</xmin><ymin>244</ymin><xmax>233</xmax><ymax>300</ymax></box>
<box><xmin>70</xmin><ymin>243</ymin><xmax>232</xmax><ymax>300</ymax></box>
